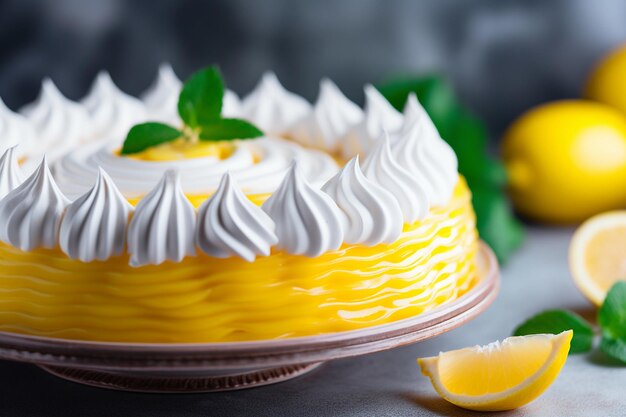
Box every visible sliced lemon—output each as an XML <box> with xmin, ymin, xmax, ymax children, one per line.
<box><xmin>569</xmin><ymin>211</ymin><xmax>626</xmax><ymax>305</ymax></box>
<box><xmin>418</xmin><ymin>331</ymin><xmax>572</xmax><ymax>412</ymax></box>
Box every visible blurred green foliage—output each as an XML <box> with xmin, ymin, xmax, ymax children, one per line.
<box><xmin>377</xmin><ymin>75</ymin><xmax>524</xmax><ymax>263</ymax></box>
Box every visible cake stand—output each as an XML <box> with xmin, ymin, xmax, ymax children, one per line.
<box><xmin>0</xmin><ymin>242</ymin><xmax>499</xmax><ymax>393</ymax></box>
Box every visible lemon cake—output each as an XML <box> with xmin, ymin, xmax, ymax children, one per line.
<box><xmin>0</xmin><ymin>65</ymin><xmax>478</xmax><ymax>343</ymax></box>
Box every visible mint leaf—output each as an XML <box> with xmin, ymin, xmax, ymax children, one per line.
<box><xmin>598</xmin><ymin>282</ymin><xmax>626</xmax><ymax>362</ymax></box>
<box><xmin>599</xmin><ymin>282</ymin><xmax>626</xmax><ymax>339</ymax></box>
<box><xmin>513</xmin><ymin>310</ymin><xmax>594</xmax><ymax>354</ymax></box>
<box><xmin>199</xmin><ymin>118</ymin><xmax>263</xmax><ymax>141</ymax></box>
<box><xmin>178</xmin><ymin>66</ymin><xmax>224</xmax><ymax>127</ymax></box>
<box><xmin>120</xmin><ymin>122</ymin><xmax>182</xmax><ymax>155</ymax></box>
<box><xmin>600</xmin><ymin>337</ymin><xmax>626</xmax><ymax>363</ymax></box>
<box><xmin>471</xmin><ymin>184</ymin><xmax>525</xmax><ymax>263</ymax></box>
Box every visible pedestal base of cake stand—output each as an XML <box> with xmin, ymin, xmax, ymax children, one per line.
<box><xmin>38</xmin><ymin>362</ymin><xmax>324</xmax><ymax>392</ymax></box>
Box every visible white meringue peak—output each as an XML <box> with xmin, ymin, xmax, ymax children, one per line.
<box><xmin>362</xmin><ymin>132</ymin><xmax>429</xmax><ymax>223</ymax></box>
<box><xmin>289</xmin><ymin>78</ymin><xmax>363</xmax><ymax>152</ymax></box>
<box><xmin>340</xmin><ymin>84</ymin><xmax>403</xmax><ymax>158</ymax></box>
<box><xmin>141</xmin><ymin>64</ymin><xmax>182</xmax><ymax>125</ymax></box>
<box><xmin>20</xmin><ymin>78</ymin><xmax>92</xmax><ymax>152</ymax></box>
<box><xmin>0</xmin><ymin>157</ymin><xmax>70</xmax><ymax>251</ymax></box>
<box><xmin>196</xmin><ymin>172</ymin><xmax>277</xmax><ymax>261</ymax></box>
<box><xmin>402</xmin><ymin>93</ymin><xmax>441</xmax><ymax>140</ymax></box>
<box><xmin>403</xmin><ymin>94</ymin><xmax>459</xmax><ymax>194</ymax></box>
<box><xmin>127</xmin><ymin>170</ymin><xmax>196</xmax><ymax>267</ymax></box>
<box><xmin>223</xmin><ymin>89</ymin><xmax>242</xmax><ymax>118</ymax></box>
<box><xmin>241</xmin><ymin>72</ymin><xmax>311</xmax><ymax>135</ymax></box>
<box><xmin>0</xmin><ymin>146</ymin><xmax>24</xmax><ymax>199</ymax></box>
<box><xmin>81</xmin><ymin>71</ymin><xmax>148</xmax><ymax>139</ymax></box>
<box><xmin>0</xmin><ymin>99</ymin><xmax>36</xmax><ymax>158</ymax></box>
<box><xmin>262</xmin><ymin>162</ymin><xmax>344</xmax><ymax>257</ymax></box>
<box><xmin>59</xmin><ymin>168</ymin><xmax>133</xmax><ymax>262</ymax></box>
<box><xmin>391</xmin><ymin>112</ymin><xmax>458</xmax><ymax>207</ymax></box>
<box><xmin>322</xmin><ymin>156</ymin><xmax>402</xmax><ymax>246</ymax></box>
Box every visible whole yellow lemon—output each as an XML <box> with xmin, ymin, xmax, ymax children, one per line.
<box><xmin>585</xmin><ymin>44</ymin><xmax>626</xmax><ymax>112</ymax></box>
<box><xmin>502</xmin><ymin>100</ymin><xmax>626</xmax><ymax>224</ymax></box>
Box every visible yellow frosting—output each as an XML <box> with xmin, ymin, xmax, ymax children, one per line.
<box><xmin>0</xmin><ymin>177</ymin><xmax>477</xmax><ymax>343</ymax></box>
<box><xmin>125</xmin><ymin>138</ymin><xmax>236</xmax><ymax>161</ymax></box>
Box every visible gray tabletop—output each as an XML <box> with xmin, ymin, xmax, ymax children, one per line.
<box><xmin>0</xmin><ymin>226</ymin><xmax>621</xmax><ymax>416</ymax></box>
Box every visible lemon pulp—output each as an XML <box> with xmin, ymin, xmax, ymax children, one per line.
<box><xmin>570</xmin><ymin>211</ymin><xmax>626</xmax><ymax>305</ymax></box>
<box><xmin>418</xmin><ymin>331</ymin><xmax>572</xmax><ymax>412</ymax></box>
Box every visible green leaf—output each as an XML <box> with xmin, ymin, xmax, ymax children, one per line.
<box><xmin>120</xmin><ymin>122</ymin><xmax>182</xmax><ymax>155</ymax></box>
<box><xmin>178</xmin><ymin>66</ymin><xmax>224</xmax><ymax>128</ymax></box>
<box><xmin>598</xmin><ymin>282</ymin><xmax>626</xmax><ymax>362</ymax></box>
<box><xmin>600</xmin><ymin>337</ymin><xmax>626</xmax><ymax>363</ymax></box>
<box><xmin>199</xmin><ymin>118</ymin><xmax>263</xmax><ymax>141</ymax></box>
<box><xmin>513</xmin><ymin>310</ymin><xmax>594</xmax><ymax>354</ymax></box>
<box><xmin>598</xmin><ymin>282</ymin><xmax>626</xmax><ymax>339</ymax></box>
<box><xmin>468</xmin><ymin>182</ymin><xmax>524</xmax><ymax>264</ymax></box>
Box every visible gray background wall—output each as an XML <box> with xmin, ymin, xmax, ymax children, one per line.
<box><xmin>1</xmin><ymin>0</ymin><xmax>626</xmax><ymax>137</ymax></box>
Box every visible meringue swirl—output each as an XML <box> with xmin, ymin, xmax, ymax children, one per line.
<box><xmin>53</xmin><ymin>137</ymin><xmax>339</xmax><ymax>199</ymax></box>
<box><xmin>223</xmin><ymin>89</ymin><xmax>242</xmax><ymax>118</ymax></box>
<box><xmin>289</xmin><ymin>79</ymin><xmax>363</xmax><ymax>152</ymax></box>
<box><xmin>196</xmin><ymin>172</ymin><xmax>277</xmax><ymax>261</ymax></box>
<box><xmin>20</xmin><ymin>79</ymin><xmax>92</xmax><ymax>161</ymax></box>
<box><xmin>0</xmin><ymin>146</ymin><xmax>24</xmax><ymax>199</ymax></box>
<box><xmin>322</xmin><ymin>156</ymin><xmax>402</xmax><ymax>245</ymax></box>
<box><xmin>340</xmin><ymin>85</ymin><xmax>403</xmax><ymax>158</ymax></box>
<box><xmin>59</xmin><ymin>168</ymin><xmax>133</xmax><ymax>262</ymax></box>
<box><xmin>0</xmin><ymin>69</ymin><xmax>463</xmax><ymax>265</ymax></box>
<box><xmin>262</xmin><ymin>162</ymin><xmax>344</xmax><ymax>256</ymax></box>
<box><xmin>81</xmin><ymin>71</ymin><xmax>148</xmax><ymax>140</ymax></box>
<box><xmin>362</xmin><ymin>132</ymin><xmax>429</xmax><ymax>223</ymax></box>
<box><xmin>127</xmin><ymin>170</ymin><xmax>196</xmax><ymax>266</ymax></box>
<box><xmin>141</xmin><ymin>64</ymin><xmax>182</xmax><ymax>125</ymax></box>
<box><xmin>0</xmin><ymin>99</ymin><xmax>36</xmax><ymax>158</ymax></box>
<box><xmin>241</xmin><ymin>72</ymin><xmax>311</xmax><ymax>135</ymax></box>
<box><xmin>391</xmin><ymin>100</ymin><xmax>458</xmax><ymax>207</ymax></box>
<box><xmin>0</xmin><ymin>157</ymin><xmax>69</xmax><ymax>251</ymax></box>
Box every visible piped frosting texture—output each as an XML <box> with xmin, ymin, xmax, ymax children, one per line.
<box><xmin>289</xmin><ymin>79</ymin><xmax>363</xmax><ymax>152</ymax></box>
<box><xmin>59</xmin><ymin>168</ymin><xmax>133</xmax><ymax>262</ymax></box>
<box><xmin>81</xmin><ymin>71</ymin><xmax>148</xmax><ymax>140</ymax></box>
<box><xmin>362</xmin><ymin>132</ymin><xmax>429</xmax><ymax>222</ymax></box>
<box><xmin>0</xmin><ymin>147</ymin><xmax>24</xmax><ymax>199</ymax></box>
<box><xmin>0</xmin><ymin>178</ymin><xmax>477</xmax><ymax>342</ymax></box>
<box><xmin>241</xmin><ymin>72</ymin><xmax>311</xmax><ymax>135</ymax></box>
<box><xmin>0</xmin><ymin>99</ymin><xmax>36</xmax><ymax>158</ymax></box>
<box><xmin>392</xmin><ymin>95</ymin><xmax>458</xmax><ymax>207</ymax></box>
<box><xmin>127</xmin><ymin>170</ymin><xmax>196</xmax><ymax>267</ymax></box>
<box><xmin>0</xmin><ymin>68</ymin><xmax>461</xmax><ymax>266</ymax></box>
<box><xmin>262</xmin><ymin>162</ymin><xmax>344</xmax><ymax>256</ymax></box>
<box><xmin>20</xmin><ymin>79</ymin><xmax>92</xmax><ymax>161</ymax></box>
<box><xmin>141</xmin><ymin>64</ymin><xmax>183</xmax><ymax>125</ymax></box>
<box><xmin>0</xmin><ymin>158</ymin><xmax>69</xmax><ymax>251</ymax></box>
<box><xmin>53</xmin><ymin>136</ymin><xmax>339</xmax><ymax>199</ymax></box>
<box><xmin>196</xmin><ymin>172</ymin><xmax>277</xmax><ymax>261</ymax></box>
<box><xmin>341</xmin><ymin>85</ymin><xmax>403</xmax><ymax>158</ymax></box>
<box><xmin>322</xmin><ymin>156</ymin><xmax>403</xmax><ymax>246</ymax></box>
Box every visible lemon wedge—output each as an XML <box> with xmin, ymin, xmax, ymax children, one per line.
<box><xmin>418</xmin><ymin>331</ymin><xmax>572</xmax><ymax>412</ymax></box>
<box><xmin>569</xmin><ymin>211</ymin><xmax>626</xmax><ymax>306</ymax></box>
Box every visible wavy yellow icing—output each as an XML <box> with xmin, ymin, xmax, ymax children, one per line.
<box><xmin>0</xmin><ymin>177</ymin><xmax>477</xmax><ymax>343</ymax></box>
